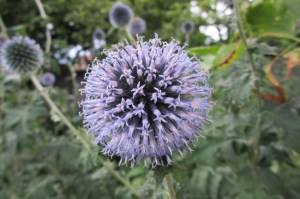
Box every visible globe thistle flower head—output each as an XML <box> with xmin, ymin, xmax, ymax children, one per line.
<box><xmin>127</xmin><ymin>17</ymin><xmax>147</xmax><ymax>36</ymax></box>
<box><xmin>0</xmin><ymin>36</ymin><xmax>43</xmax><ymax>74</ymax></box>
<box><xmin>93</xmin><ymin>30</ymin><xmax>106</xmax><ymax>41</ymax></box>
<box><xmin>40</xmin><ymin>72</ymin><xmax>56</xmax><ymax>87</ymax></box>
<box><xmin>220</xmin><ymin>0</ymin><xmax>233</xmax><ymax>6</ymax></box>
<box><xmin>109</xmin><ymin>2</ymin><xmax>133</xmax><ymax>28</ymax></box>
<box><xmin>0</xmin><ymin>33</ymin><xmax>6</xmax><ymax>48</ymax></box>
<box><xmin>80</xmin><ymin>34</ymin><xmax>212</xmax><ymax>168</ymax></box>
<box><xmin>181</xmin><ymin>21</ymin><xmax>195</xmax><ymax>34</ymax></box>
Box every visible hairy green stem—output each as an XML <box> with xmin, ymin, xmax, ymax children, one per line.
<box><xmin>185</xmin><ymin>33</ymin><xmax>190</xmax><ymax>45</ymax></box>
<box><xmin>125</xmin><ymin>28</ymin><xmax>136</xmax><ymax>45</ymax></box>
<box><xmin>30</xmin><ymin>73</ymin><xmax>90</xmax><ymax>148</ymax></box>
<box><xmin>99</xmin><ymin>159</ymin><xmax>141</xmax><ymax>198</ymax></box>
<box><xmin>233</xmin><ymin>0</ymin><xmax>262</xmax><ymax>112</ymax></box>
<box><xmin>0</xmin><ymin>14</ymin><xmax>8</xmax><ymax>38</ymax></box>
<box><xmin>233</xmin><ymin>0</ymin><xmax>256</xmax><ymax>72</ymax></box>
<box><xmin>30</xmin><ymin>73</ymin><xmax>140</xmax><ymax>198</ymax></box>
<box><xmin>34</xmin><ymin>0</ymin><xmax>51</xmax><ymax>53</ymax></box>
<box><xmin>67</xmin><ymin>62</ymin><xmax>79</xmax><ymax>99</ymax></box>
<box><xmin>165</xmin><ymin>174</ymin><xmax>176</xmax><ymax>199</ymax></box>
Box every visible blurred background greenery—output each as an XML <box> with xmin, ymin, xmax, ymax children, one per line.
<box><xmin>1</xmin><ymin>0</ymin><xmax>300</xmax><ymax>198</ymax></box>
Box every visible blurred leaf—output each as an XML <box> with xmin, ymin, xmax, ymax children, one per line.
<box><xmin>42</xmin><ymin>137</ymin><xmax>82</xmax><ymax>171</ymax></box>
<box><xmin>90</xmin><ymin>167</ymin><xmax>109</xmax><ymax>180</ymax></box>
<box><xmin>282</xmin><ymin>0</ymin><xmax>300</xmax><ymax>18</ymax></box>
<box><xmin>262</xmin><ymin>59</ymin><xmax>287</xmax><ymax>103</ymax></box>
<box><xmin>225</xmin><ymin>68</ymin><xmax>256</xmax><ymax>106</ymax></box>
<box><xmin>4</xmin><ymin>104</ymin><xmax>48</xmax><ymax>133</ymax></box>
<box><xmin>5</xmin><ymin>132</ymin><xmax>17</xmax><ymax>155</ymax></box>
<box><xmin>258</xmin><ymin>168</ymin><xmax>290</xmax><ymax>196</ymax></box>
<box><xmin>188</xmin><ymin>46</ymin><xmax>220</xmax><ymax>57</ymax></box>
<box><xmin>232</xmin><ymin>139</ymin><xmax>249</xmax><ymax>155</ymax></box>
<box><xmin>212</xmin><ymin>40</ymin><xmax>245</xmax><ymax>68</ymax></box>
<box><xmin>246</xmin><ymin>1</ymin><xmax>296</xmax><ymax>36</ymax></box>
<box><xmin>127</xmin><ymin>167</ymin><xmax>145</xmax><ymax>178</ymax></box>
<box><xmin>284</xmin><ymin>48</ymin><xmax>300</xmax><ymax>80</ymax></box>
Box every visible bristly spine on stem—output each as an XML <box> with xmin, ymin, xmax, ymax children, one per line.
<box><xmin>233</xmin><ymin>0</ymin><xmax>260</xmax><ymax>93</ymax></box>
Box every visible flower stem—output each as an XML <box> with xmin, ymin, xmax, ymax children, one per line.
<box><xmin>125</xmin><ymin>28</ymin><xmax>136</xmax><ymax>45</ymax></box>
<box><xmin>232</xmin><ymin>0</ymin><xmax>255</xmax><ymax>72</ymax></box>
<box><xmin>185</xmin><ymin>33</ymin><xmax>190</xmax><ymax>45</ymax></box>
<box><xmin>30</xmin><ymin>73</ymin><xmax>141</xmax><ymax>198</ymax></box>
<box><xmin>99</xmin><ymin>159</ymin><xmax>141</xmax><ymax>198</ymax></box>
<box><xmin>165</xmin><ymin>174</ymin><xmax>177</xmax><ymax>199</ymax></box>
<box><xmin>233</xmin><ymin>0</ymin><xmax>260</xmax><ymax>92</ymax></box>
<box><xmin>34</xmin><ymin>0</ymin><xmax>51</xmax><ymax>53</ymax></box>
<box><xmin>30</xmin><ymin>73</ymin><xmax>90</xmax><ymax>148</ymax></box>
<box><xmin>0</xmin><ymin>14</ymin><xmax>8</xmax><ymax>38</ymax></box>
<box><xmin>67</xmin><ymin>62</ymin><xmax>79</xmax><ymax>99</ymax></box>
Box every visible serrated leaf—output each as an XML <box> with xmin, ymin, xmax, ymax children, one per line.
<box><xmin>226</xmin><ymin>68</ymin><xmax>256</xmax><ymax>106</ymax></box>
<box><xmin>4</xmin><ymin>104</ymin><xmax>48</xmax><ymax>133</ymax></box>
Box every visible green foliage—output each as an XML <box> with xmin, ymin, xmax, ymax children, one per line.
<box><xmin>282</xmin><ymin>0</ymin><xmax>300</xmax><ymax>18</ymax></box>
<box><xmin>1</xmin><ymin>0</ymin><xmax>300</xmax><ymax>198</ymax></box>
<box><xmin>246</xmin><ymin>0</ymin><xmax>296</xmax><ymax>36</ymax></box>
<box><xmin>212</xmin><ymin>40</ymin><xmax>245</xmax><ymax>67</ymax></box>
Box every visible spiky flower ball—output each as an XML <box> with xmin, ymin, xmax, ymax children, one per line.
<box><xmin>109</xmin><ymin>2</ymin><xmax>133</xmax><ymax>28</ymax></box>
<box><xmin>0</xmin><ymin>33</ymin><xmax>6</xmax><ymax>47</ymax></box>
<box><xmin>0</xmin><ymin>36</ymin><xmax>43</xmax><ymax>73</ymax></box>
<box><xmin>93</xmin><ymin>30</ymin><xmax>106</xmax><ymax>41</ymax></box>
<box><xmin>127</xmin><ymin>17</ymin><xmax>147</xmax><ymax>36</ymax></box>
<box><xmin>92</xmin><ymin>30</ymin><xmax>106</xmax><ymax>50</ymax></box>
<box><xmin>181</xmin><ymin>21</ymin><xmax>195</xmax><ymax>34</ymax></box>
<box><xmin>80</xmin><ymin>35</ymin><xmax>211</xmax><ymax>167</ymax></box>
<box><xmin>40</xmin><ymin>72</ymin><xmax>56</xmax><ymax>87</ymax></box>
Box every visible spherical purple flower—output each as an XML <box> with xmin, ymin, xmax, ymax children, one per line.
<box><xmin>0</xmin><ymin>36</ymin><xmax>43</xmax><ymax>74</ymax></box>
<box><xmin>109</xmin><ymin>2</ymin><xmax>133</xmax><ymax>28</ymax></box>
<box><xmin>181</xmin><ymin>21</ymin><xmax>195</xmax><ymax>34</ymax></box>
<box><xmin>127</xmin><ymin>17</ymin><xmax>147</xmax><ymax>36</ymax></box>
<box><xmin>0</xmin><ymin>33</ymin><xmax>6</xmax><ymax>48</ymax></box>
<box><xmin>92</xmin><ymin>30</ymin><xmax>106</xmax><ymax>49</ymax></box>
<box><xmin>220</xmin><ymin>0</ymin><xmax>233</xmax><ymax>6</ymax></box>
<box><xmin>93</xmin><ymin>30</ymin><xmax>106</xmax><ymax>41</ymax></box>
<box><xmin>40</xmin><ymin>72</ymin><xmax>56</xmax><ymax>87</ymax></box>
<box><xmin>80</xmin><ymin>35</ymin><xmax>211</xmax><ymax>168</ymax></box>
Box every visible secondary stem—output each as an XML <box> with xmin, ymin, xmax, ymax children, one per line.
<box><xmin>0</xmin><ymin>14</ymin><xmax>8</xmax><ymax>38</ymax></box>
<box><xmin>30</xmin><ymin>73</ymin><xmax>140</xmax><ymax>198</ymax></box>
<box><xmin>165</xmin><ymin>174</ymin><xmax>177</xmax><ymax>199</ymax></box>
<box><xmin>67</xmin><ymin>62</ymin><xmax>79</xmax><ymax>99</ymax></box>
<box><xmin>30</xmin><ymin>73</ymin><xmax>90</xmax><ymax>148</ymax></box>
<box><xmin>34</xmin><ymin>0</ymin><xmax>51</xmax><ymax>53</ymax></box>
<box><xmin>185</xmin><ymin>33</ymin><xmax>190</xmax><ymax>45</ymax></box>
<box><xmin>125</xmin><ymin>28</ymin><xmax>136</xmax><ymax>45</ymax></box>
<box><xmin>233</xmin><ymin>0</ymin><xmax>256</xmax><ymax>72</ymax></box>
